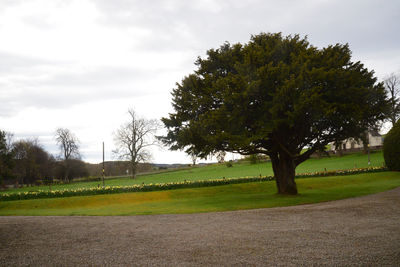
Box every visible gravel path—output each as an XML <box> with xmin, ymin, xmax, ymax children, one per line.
<box><xmin>1</xmin><ymin>188</ymin><xmax>399</xmax><ymax>266</ymax></box>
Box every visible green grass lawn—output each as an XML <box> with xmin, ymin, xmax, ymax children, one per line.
<box><xmin>2</xmin><ymin>151</ymin><xmax>384</xmax><ymax>194</ymax></box>
<box><xmin>1</xmin><ymin>171</ymin><xmax>399</xmax><ymax>216</ymax></box>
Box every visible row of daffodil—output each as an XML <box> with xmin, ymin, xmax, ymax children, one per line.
<box><xmin>0</xmin><ymin>166</ymin><xmax>387</xmax><ymax>201</ymax></box>
<box><xmin>0</xmin><ymin>176</ymin><xmax>275</xmax><ymax>201</ymax></box>
<box><xmin>295</xmin><ymin>166</ymin><xmax>386</xmax><ymax>178</ymax></box>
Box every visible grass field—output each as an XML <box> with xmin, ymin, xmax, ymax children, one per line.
<box><xmin>1</xmin><ymin>171</ymin><xmax>399</xmax><ymax>216</ymax></box>
<box><xmin>2</xmin><ymin>151</ymin><xmax>385</xmax><ymax>194</ymax></box>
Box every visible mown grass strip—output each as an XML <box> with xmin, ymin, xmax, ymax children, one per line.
<box><xmin>0</xmin><ymin>167</ymin><xmax>386</xmax><ymax>201</ymax></box>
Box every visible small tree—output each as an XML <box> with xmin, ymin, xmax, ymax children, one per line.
<box><xmin>189</xmin><ymin>151</ymin><xmax>198</xmax><ymax>166</ymax></box>
<box><xmin>384</xmin><ymin>73</ymin><xmax>400</xmax><ymax>127</ymax></box>
<box><xmin>113</xmin><ymin>109</ymin><xmax>160</xmax><ymax>178</ymax></box>
<box><xmin>383</xmin><ymin>120</ymin><xmax>400</xmax><ymax>171</ymax></box>
<box><xmin>215</xmin><ymin>151</ymin><xmax>226</xmax><ymax>163</ymax></box>
<box><xmin>55</xmin><ymin>128</ymin><xmax>80</xmax><ymax>182</ymax></box>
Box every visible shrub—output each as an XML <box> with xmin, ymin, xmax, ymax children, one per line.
<box><xmin>226</xmin><ymin>160</ymin><xmax>233</xmax><ymax>167</ymax></box>
<box><xmin>383</xmin><ymin>120</ymin><xmax>400</xmax><ymax>171</ymax></box>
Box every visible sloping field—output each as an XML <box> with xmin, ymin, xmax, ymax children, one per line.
<box><xmin>2</xmin><ymin>151</ymin><xmax>384</xmax><ymax>193</ymax></box>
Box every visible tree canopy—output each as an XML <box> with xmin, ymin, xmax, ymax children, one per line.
<box><xmin>161</xmin><ymin>33</ymin><xmax>388</xmax><ymax>194</ymax></box>
<box><xmin>55</xmin><ymin>128</ymin><xmax>81</xmax><ymax>182</ymax></box>
<box><xmin>12</xmin><ymin>139</ymin><xmax>55</xmax><ymax>185</ymax></box>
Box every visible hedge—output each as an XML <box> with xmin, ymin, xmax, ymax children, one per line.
<box><xmin>383</xmin><ymin>120</ymin><xmax>400</xmax><ymax>171</ymax></box>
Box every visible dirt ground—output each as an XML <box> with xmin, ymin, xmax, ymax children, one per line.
<box><xmin>0</xmin><ymin>187</ymin><xmax>399</xmax><ymax>266</ymax></box>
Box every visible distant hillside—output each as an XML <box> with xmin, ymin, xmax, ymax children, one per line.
<box><xmin>153</xmin><ymin>163</ymin><xmax>197</xmax><ymax>169</ymax></box>
<box><xmin>85</xmin><ymin>161</ymin><xmax>151</xmax><ymax>177</ymax></box>
<box><xmin>85</xmin><ymin>161</ymin><xmax>192</xmax><ymax>177</ymax></box>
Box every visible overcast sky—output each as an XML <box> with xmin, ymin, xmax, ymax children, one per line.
<box><xmin>1</xmin><ymin>0</ymin><xmax>399</xmax><ymax>164</ymax></box>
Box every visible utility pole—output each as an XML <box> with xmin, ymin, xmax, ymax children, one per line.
<box><xmin>368</xmin><ymin>144</ymin><xmax>371</xmax><ymax>165</ymax></box>
<box><xmin>102</xmin><ymin>142</ymin><xmax>105</xmax><ymax>188</ymax></box>
<box><xmin>367</xmin><ymin>133</ymin><xmax>371</xmax><ymax>166</ymax></box>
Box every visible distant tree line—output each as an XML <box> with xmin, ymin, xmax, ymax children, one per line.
<box><xmin>0</xmin><ymin>123</ymin><xmax>160</xmax><ymax>188</ymax></box>
<box><xmin>0</xmin><ymin>129</ymin><xmax>88</xmax><ymax>188</ymax></box>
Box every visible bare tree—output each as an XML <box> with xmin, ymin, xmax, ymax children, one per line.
<box><xmin>189</xmin><ymin>151</ymin><xmax>197</xmax><ymax>166</ymax></box>
<box><xmin>384</xmin><ymin>73</ymin><xmax>400</xmax><ymax>127</ymax></box>
<box><xmin>215</xmin><ymin>151</ymin><xmax>226</xmax><ymax>163</ymax></box>
<box><xmin>113</xmin><ymin>109</ymin><xmax>161</xmax><ymax>178</ymax></box>
<box><xmin>55</xmin><ymin>128</ymin><xmax>80</xmax><ymax>182</ymax></box>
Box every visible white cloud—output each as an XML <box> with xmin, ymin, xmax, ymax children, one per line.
<box><xmin>1</xmin><ymin>0</ymin><xmax>399</xmax><ymax>163</ymax></box>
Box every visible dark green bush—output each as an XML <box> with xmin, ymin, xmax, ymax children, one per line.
<box><xmin>383</xmin><ymin>120</ymin><xmax>400</xmax><ymax>171</ymax></box>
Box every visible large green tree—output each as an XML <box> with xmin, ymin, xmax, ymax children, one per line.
<box><xmin>161</xmin><ymin>33</ymin><xmax>388</xmax><ymax>194</ymax></box>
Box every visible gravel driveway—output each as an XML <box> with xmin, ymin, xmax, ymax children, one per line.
<box><xmin>1</xmin><ymin>187</ymin><xmax>399</xmax><ymax>266</ymax></box>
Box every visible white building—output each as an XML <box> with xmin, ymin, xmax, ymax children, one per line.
<box><xmin>331</xmin><ymin>131</ymin><xmax>383</xmax><ymax>152</ymax></box>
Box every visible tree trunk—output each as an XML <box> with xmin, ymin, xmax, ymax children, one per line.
<box><xmin>270</xmin><ymin>152</ymin><xmax>298</xmax><ymax>195</ymax></box>
<box><xmin>337</xmin><ymin>144</ymin><xmax>343</xmax><ymax>157</ymax></box>
<box><xmin>360</xmin><ymin>131</ymin><xmax>369</xmax><ymax>154</ymax></box>
<box><xmin>363</xmin><ymin>142</ymin><xmax>368</xmax><ymax>154</ymax></box>
<box><xmin>130</xmin><ymin>161</ymin><xmax>137</xmax><ymax>179</ymax></box>
<box><xmin>64</xmin><ymin>161</ymin><xmax>70</xmax><ymax>183</ymax></box>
